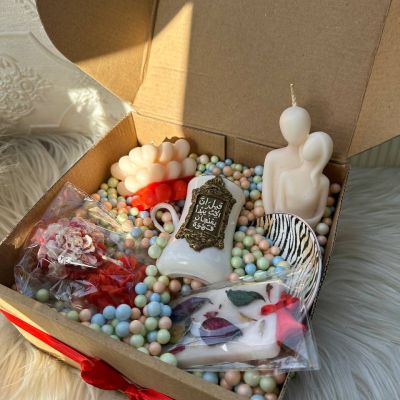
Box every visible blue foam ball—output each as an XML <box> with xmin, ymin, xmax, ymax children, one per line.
<box><xmin>149</xmin><ymin>236</ymin><xmax>157</xmax><ymax>245</ymax></box>
<box><xmin>202</xmin><ymin>372</ymin><xmax>219</xmax><ymax>384</ymax></box>
<box><xmin>147</xmin><ymin>301</ymin><xmax>161</xmax><ymax>317</ymax></box>
<box><xmin>147</xmin><ymin>331</ymin><xmax>158</xmax><ymax>343</ymax></box>
<box><xmin>135</xmin><ymin>282</ymin><xmax>148</xmax><ymax>295</ymax></box>
<box><xmin>251</xmin><ymin>395</ymin><xmax>265</xmax><ymax>400</ymax></box>
<box><xmin>224</xmin><ymin>158</ymin><xmax>233</xmax><ymax>166</ymax></box>
<box><xmin>216</xmin><ymin>161</ymin><xmax>225</xmax><ymax>169</ymax></box>
<box><xmin>254</xmin><ymin>165</ymin><xmax>264</xmax><ymax>176</ymax></box>
<box><xmin>181</xmin><ymin>284</ymin><xmax>192</xmax><ymax>296</ymax></box>
<box><xmin>91</xmin><ymin>313</ymin><xmax>105</xmax><ymax>326</ymax></box>
<box><xmin>243</xmin><ymin>190</ymin><xmax>250</xmax><ymax>198</ymax></box>
<box><xmin>161</xmin><ymin>304</ymin><xmax>172</xmax><ymax>317</ymax></box>
<box><xmin>272</xmin><ymin>256</ymin><xmax>284</xmax><ymax>266</ymax></box>
<box><xmin>115</xmin><ymin>321</ymin><xmax>130</xmax><ymax>337</ymax></box>
<box><xmin>102</xmin><ymin>305</ymin><xmax>116</xmax><ymax>320</ymax></box>
<box><xmin>131</xmin><ymin>227</ymin><xmax>142</xmax><ymax>238</ymax></box>
<box><xmin>115</xmin><ymin>304</ymin><xmax>132</xmax><ymax>321</ymax></box>
<box><xmin>257</xmin><ymin>183</ymin><xmax>263</xmax><ymax>191</ymax></box>
<box><xmin>139</xmin><ymin>210</ymin><xmax>150</xmax><ymax>219</ymax></box>
<box><xmin>150</xmin><ymin>293</ymin><xmax>161</xmax><ymax>302</ymax></box>
<box><xmin>245</xmin><ymin>263</ymin><xmax>257</xmax><ymax>275</ymax></box>
<box><xmin>250</xmin><ymin>183</ymin><xmax>257</xmax><ymax>191</ymax></box>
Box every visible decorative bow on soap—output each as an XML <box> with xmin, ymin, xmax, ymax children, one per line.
<box><xmin>260</xmin><ymin>292</ymin><xmax>307</xmax><ymax>347</ymax></box>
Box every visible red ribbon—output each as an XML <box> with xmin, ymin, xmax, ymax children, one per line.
<box><xmin>260</xmin><ymin>292</ymin><xmax>306</xmax><ymax>346</ymax></box>
<box><xmin>0</xmin><ymin>308</ymin><xmax>172</xmax><ymax>400</ymax></box>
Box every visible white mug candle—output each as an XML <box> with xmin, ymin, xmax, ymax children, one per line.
<box><xmin>151</xmin><ymin>175</ymin><xmax>245</xmax><ymax>283</ymax></box>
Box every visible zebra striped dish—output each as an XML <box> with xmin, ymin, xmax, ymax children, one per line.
<box><xmin>257</xmin><ymin>213</ymin><xmax>323</xmax><ymax>311</ymax></box>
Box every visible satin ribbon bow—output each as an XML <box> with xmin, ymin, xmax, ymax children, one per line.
<box><xmin>0</xmin><ymin>309</ymin><xmax>172</xmax><ymax>400</ymax></box>
<box><xmin>260</xmin><ymin>292</ymin><xmax>307</xmax><ymax>346</ymax></box>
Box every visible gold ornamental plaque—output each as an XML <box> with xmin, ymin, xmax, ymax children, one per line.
<box><xmin>176</xmin><ymin>176</ymin><xmax>236</xmax><ymax>251</ymax></box>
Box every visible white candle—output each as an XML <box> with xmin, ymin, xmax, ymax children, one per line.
<box><xmin>124</xmin><ymin>176</ymin><xmax>141</xmax><ymax>193</ymax></box>
<box><xmin>111</xmin><ymin>162</ymin><xmax>127</xmax><ymax>180</ymax></box>
<box><xmin>166</xmin><ymin>160</ymin><xmax>182</xmax><ymax>180</ymax></box>
<box><xmin>181</xmin><ymin>157</ymin><xmax>197</xmax><ymax>177</ymax></box>
<box><xmin>136</xmin><ymin>168</ymin><xmax>151</xmax><ymax>186</ymax></box>
<box><xmin>118</xmin><ymin>156</ymin><xmax>137</xmax><ymax>176</ymax></box>
<box><xmin>147</xmin><ymin>163</ymin><xmax>165</xmax><ymax>183</ymax></box>
<box><xmin>158</xmin><ymin>142</ymin><xmax>175</xmax><ymax>163</ymax></box>
<box><xmin>174</xmin><ymin>139</ymin><xmax>190</xmax><ymax>161</ymax></box>
<box><xmin>117</xmin><ymin>181</ymin><xmax>132</xmax><ymax>196</ymax></box>
<box><xmin>141</xmin><ymin>144</ymin><xmax>158</xmax><ymax>164</ymax></box>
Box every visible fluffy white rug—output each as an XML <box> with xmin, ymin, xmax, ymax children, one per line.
<box><xmin>0</xmin><ymin>134</ymin><xmax>399</xmax><ymax>400</ymax></box>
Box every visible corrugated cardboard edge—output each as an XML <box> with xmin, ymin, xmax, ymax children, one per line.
<box><xmin>350</xmin><ymin>0</ymin><xmax>400</xmax><ymax>156</ymax></box>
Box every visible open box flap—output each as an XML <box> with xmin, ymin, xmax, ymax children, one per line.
<box><xmin>37</xmin><ymin>0</ymin><xmax>400</xmax><ymax>162</ymax></box>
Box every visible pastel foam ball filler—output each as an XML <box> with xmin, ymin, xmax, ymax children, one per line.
<box><xmin>135</xmin><ymin>282</ymin><xmax>148</xmax><ymax>295</ymax></box>
<box><xmin>35</xmin><ymin>288</ymin><xmax>49</xmax><ymax>303</ymax></box>
<box><xmin>147</xmin><ymin>301</ymin><xmax>161</xmax><ymax>317</ymax></box>
<box><xmin>116</xmin><ymin>304</ymin><xmax>132</xmax><ymax>321</ymax></box>
<box><xmin>130</xmin><ymin>334</ymin><xmax>145</xmax><ymax>348</ymax></box>
<box><xmin>91</xmin><ymin>313</ymin><xmax>106</xmax><ymax>326</ymax></box>
<box><xmin>115</xmin><ymin>321</ymin><xmax>130</xmax><ymax>338</ymax></box>
<box><xmin>259</xmin><ymin>376</ymin><xmax>277</xmax><ymax>393</ymax></box>
<box><xmin>148</xmin><ymin>244</ymin><xmax>162</xmax><ymax>259</ymax></box>
<box><xmin>316</xmin><ymin>222</ymin><xmax>330</xmax><ymax>235</ymax></box>
<box><xmin>102</xmin><ymin>305</ymin><xmax>116</xmax><ymax>320</ymax></box>
<box><xmin>243</xmin><ymin>370</ymin><xmax>260</xmax><ymax>387</ymax></box>
<box><xmin>202</xmin><ymin>371</ymin><xmax>219</xmax><ymax>385</ymax></box>
<box><xmin>157</xmin><ymin>329</ymin><xmax>171</xmax><ymax>344</ymax></box>
<box><xmin>160</xmin><ymin>353</ymin><xmax>178</xmax><ymax>367</ymax></box>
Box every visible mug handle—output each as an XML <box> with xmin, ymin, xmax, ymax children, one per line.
<box><xmin>150</xmin><ymin>203</ymin><xmax>180</xmax><ymax>233</ymax></box>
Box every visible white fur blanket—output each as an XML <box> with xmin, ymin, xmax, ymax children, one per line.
<box><xmin>0</xmin><ymin>134</ymin><xmax>399</xmax><ymax>400</ymax></box>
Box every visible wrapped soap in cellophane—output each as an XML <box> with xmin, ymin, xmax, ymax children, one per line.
<box><xmin>165</xmin><ymin>275</ymin><xmax>319</xmax><ymax>373</ymax></box>
<box><xmin>15</xmin><ymin>182</ymin><xmax>150</xmax><ymax>310</ymax></box>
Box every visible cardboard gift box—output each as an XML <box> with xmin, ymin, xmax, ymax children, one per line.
<box><xmin>0</xmin><ymin>1</ymin><xmax>399</xmax><ymax>399</ymax></box>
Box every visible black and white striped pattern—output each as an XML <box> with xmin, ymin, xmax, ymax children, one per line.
<box><xmin>258</xmin><ymin>213</ymin><xmax>322</xmax><ymax>310</ymax></box>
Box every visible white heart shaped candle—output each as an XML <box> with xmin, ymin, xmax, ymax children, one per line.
<box><xmin>141</xmin><ymin>144</ymin><xmax>158</xmax><ymax>164</ymax></box>
<box><xmin>173</xmin><ymin>139</ymin><xmax>190</xmax><ymax>161</ymax></box>
<box><xmin>181</xmin><ymin>157</ymin><xmax>197</xmax><ymax>177</ymax></box>
<box><xmin>125</xmin><ymin>176</ymin><xmax>141</xmax><ymax>193</ymax></box>
<box><xmin>136</xmin><ymin>168</ymin><xmax>151</xmax><ymax>186</ymax></box>
<box><xmin>111</xmin><ymin>162</ymin><xmax>127</xmax><ymax>180</ymax></box>
<box><xmin>129</xmin><ymin>147</ymin><xmax>144</xmax><ymax>166</ymax></box>
<box><xmin>117</xmin><ymin>181</ymin><xmax>132</xmax><ymax>196</ymax></box>
<box><xmin>166</xmin><ymin>160</ymin><xmax>182</xmax><ymax>180</ymax></box>
<box><xmin>158</xmin><ymin>142</ymin><xmax>174</xmax><ymax>164</ymax></box>
<box><xmin>118</xmin><ymin>156</ymin><xmax>137</xmax><ymax>175</ymax></box>
<box><xmin>148</xmin><ymin>163</ymin><xmax>165</xmax><ymax>183</ymax></box>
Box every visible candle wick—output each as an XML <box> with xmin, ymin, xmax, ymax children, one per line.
<box><xmin>290</xmin><ymin>83</ymin><xmax>297</xmax><ymax>107</ymax></box>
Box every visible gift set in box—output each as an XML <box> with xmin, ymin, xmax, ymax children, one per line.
<box><xmin>1</xmin><ymin>1</ymin><xmax>399</xmax><ymax>399</ymax></box>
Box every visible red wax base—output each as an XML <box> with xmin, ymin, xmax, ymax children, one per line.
<box><xmin>128</xmin><ymin>176</ymin><xmax>193</xmax><ymax>210</ymax></box>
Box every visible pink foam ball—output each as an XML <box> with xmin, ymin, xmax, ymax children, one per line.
<box><xmin>254</xmin><ymin>206</ymin><xmax>265</xmax><ymax>218</ymax></box>
<box><xmin>238</xmin><ymin>216</ymin><xmax>249</xmax><ymax>225</ymax></box>
<box><xmin>254</xmin><ymin>234</ymin><xmax>263</xmax><ymax>244</ymax></box>
<box><xmin>235</xmin><ymin>242</ymin><xmax>244</xmax><ymax>249</ymax></box>
<box><xmin>229</xmin><ymin>272</ymin><xmax>240</xmax><ymax>282</ymax></box>
<box><xmin>274</xmin><ymin>372</ymin><xmax>287</xmax><ymax>385</ymax></box>
<box><xmin>265</xmin><ymin>394</ymin><xmax>278</xmax><ymax>400</ymax></box>
<box><xmin>79</xmin><ymin>309</ymin><xmax>92</xmax><ymax>322</ymax></box>
<box><xmin>143</xmin><ymin>217</ymin><xmax>152</xmax><ymax>227</ymax></box>
<box><xmin>191</xmin><ymin>280</ymin><xmax>203</xmax><ymax>290</ymax></box>
<box><xmin>247</xmin><ymin>227</ymin><xmax>256</xmax><ymax>236</ymax></box>
<box><xmin>144</xmin><ymin>230</ymin><xmax>154</xmax><ymax>239</ymax></box>
<box><xmin>317</xmin><ymin>235</ymin><xmax>328</xmax><ymax>246</ymax></box>
<box><xmin>123</xmin><ymin>336</ymin><xmax>131</xmax><ymax>344</ymax></box>
<box><xmin>149</xmin><ymin>342</ymin><xmax>162</xmax><ymax>356</ymax></box>
<box><xmin>139</xmin><ymin>315</ymin><xmax>147</xmax><ymax>323</ymax></box>
<box><xmin>145</xmin><ymin>290</ymin><xmax>153</xmax><ymax>299</ymax></box>
<box><xmin>245</xmin><ymin>201</ymin><xmax>254</xmax><ymax>210</ymax></box>
<box><xmin>142</xmin><ymin>306</ymin><xmax>148</xmax><ymax>316</ymax></box>
<box><xmin>247</xmin><ymin>212</ymin><xmax>255</xmax><ymax>222</ymax></box>
<box><xmin>265</xmin><ymin>253</ymin><xmax>274</xmax><ymax>262</ymax></box>
<box><xmin>253</xmin><ymin>387</ymin><xmax>264</xmax><ymax>394</ymax></box>
<box><xmin>140</xmin><ymin>238</ymin><xmax>150</xmax><ymax>248</ymax></box>
<box><xmin>270</xmin><ymin>246</ymin><xmax>281</xmax><ymax>256</ymax></box>
<box><xmin>233</xmin><ymin>171</ymin><xmax>242</xmax><ymax>180</ymax></box>
<box><xmin>135</xmin><ymin>218</ymin><xmax>143</xmax><ymax>227</ymax></box>
<box><xmin>323</xmin><ymin>217</ymin><xmax>333</xmax><ymax>226</ymax></box>
<box><xmin>183</xmin><ymin>277</ymin><xmax>192</xmax><ymax>284</ymax></box>
<box><xmin>219</xmin><ymin>379</ymin><xmax>232</xmax><ymax>390</ymax></box>
<box><xmin>241</xmin><ymin>181</ymin><xmax>250</xmax><ymax>190</ymax></box>
<box><xmin>259</xmin><ymin>240</ymin><xmax>270</xmax><ymax>251</ymax></box>
<box><xmin>161</xmin><ymin>212</ymin><xmax>172</xmax><ymax>223</ymax></box>
<box><xmin>158</xmin><ymin>316</ymin><xmax>172</xmax><ymax>330</ymax></box>
<box><xmin>326</xmin><ymin>196</ymin><xmax>335</xmax><ymax>206</ymax></box>
<box><xmin>169</xmin><ymin>279</ymin><xmax>182</xmax><ymax>293</ymax></box>
<box><xmin>223</xmin><ymin>166</ymin><xmax>233</xmax><ymax>176</ymax></box>
<box><xmin>224</xmin><ymin>370</ymin><xmax>242</xmax><ymax>386</ymax></box>
<box><xmin>131</xmin><ymin>308</ymin><xmax>141</xmax><ymax>320</ymax></box>
<box><xmin>212</xmin><ymin>167</ymin><xmax>222</xmax><ymax>175</ymax></box>
<box><xmin>235</xmin><ymin>383</ymin><xmax>252</xmax><ymax>397</ymax></box>
<box><xmin>81</xmin><ymin>321</ymin><xmax>91</xmax><ymax>327</ymax></box>
<box><xmin>250</xmin><ymin>245</ymin><xmax>259</xmax><ymax>253</ymax></box>
<box><xmin>234</xmin><ymin>180</ymin><xmax>240</xmax><ymax>186</ymax></box>
<box><xmin>243</xmin><ymin>169</ymin><xmax>252</xmax><ymax>177</ymax></box>
<box><xmin>153</xmin><ymin>281</ymin><xmax>166</xmax><ymax>293</ymax></box>
<box><xmin>330</xmin><ymin>183</ymin><xmax>341</xmax><ymax>194</ymax></box>
<box><xmin>124</xmin><ymin>238</ymin><xmax>136</xmax><ymax>248</ymax></box>
<box><xmin>243</xmin><ymin>253</ymin><xmax>255</xmax><ymax>264</ymax></box>
<box><xmin>129</xmin><ymin>320</ymin><xmax>143</xmax><ymax>334</ymax></box>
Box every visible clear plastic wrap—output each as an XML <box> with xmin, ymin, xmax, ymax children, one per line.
<box><xmin>166</xmin><ymin>277</ymin><xmax>319</xmax><ymax>373</ymax></box>
<box><xmin>15</xmin><ymin>182</ymin><xmax>150</xmax><ymax>309</ymax></box>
